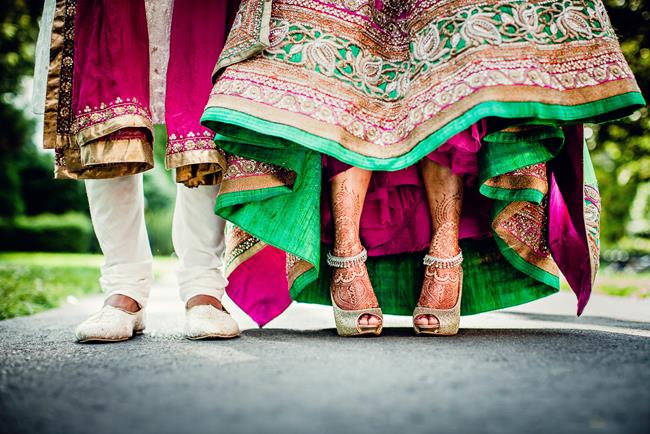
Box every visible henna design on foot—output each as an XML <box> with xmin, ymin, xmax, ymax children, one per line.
<box><xmin>330</xmin><ymin>171</ymin><xmax>381</xmax><ymax>325</ymax></box>
<box><xmin>418</xmin><ymin>165</ymin><xmax>464</xmax><ymax>326</ymax></box>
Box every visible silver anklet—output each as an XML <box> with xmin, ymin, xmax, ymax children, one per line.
<box><xmin>327</xmin><ymin>248</ymin><xmax>368</xmax><ymax>268</ymax></box>
<box><xmin>423</xmin><ymin>251</ymin><xmax>463</xmax><ymax>268</ymax></box>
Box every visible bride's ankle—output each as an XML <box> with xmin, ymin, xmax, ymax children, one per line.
<box><xmin>332</xmin><ymin>242</ymin><xmax>364</xmax><ymax>258</ymax></box>
<box><xmin>327</xmin><ymin>245</ymin><xmax>368</xmax><ymax>269</ymax></box>
<box><xmin>427</xmin><ymin>242</ymin><xmax>461</xmax><ymax>258</ymax></box>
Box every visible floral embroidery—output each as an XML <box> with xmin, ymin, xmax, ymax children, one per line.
<box><xmin>499</xmin><ymin>201</ymin><xmax>552</xmax><ymax>258</ymax></box>
<box><xmin>74</xmin><ymin>96</ymin><xmax>151</xmax><ymax>134</ymax></box>
<box><xmin>56</xmin><ymin>0</ymin><xmax>77</xmax><ymax>135</ymax></box>
<box><xmin>167</xmin><ymin>129</ymin><xmax>216</xmax><ymax>154</ymax></box>
<box><xmin>213</xmin><ymin>0</ymin><xmax>271</xmax><ymax>77</ymax></box>
<box><xmin>508</xmin><ymin>164</ymin><xmax>548</xmax><ymax>181</ymax></box>
<box><xmin>263</xmin><ymin>1</ymin><xmax>619</xmax><ymax>101</ymax></box>
<box><xmin>210</xmin><ymin>0</ymin><xmax>634</xmax><ymax>150</ymax></box>
<box><xmin>225</xmin><ymin>154</ymin><xmax>294</xmax><ymax>183</ymax></box>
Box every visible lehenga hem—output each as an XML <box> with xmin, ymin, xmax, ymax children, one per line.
<box><xmin>201</xmin><ymin>92</ymin><xmax>644</xmax><ymax>172</ymax></box>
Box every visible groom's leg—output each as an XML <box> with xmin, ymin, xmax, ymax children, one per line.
<box><xmin>172</xmin><ymin>183</ymin><xmax>228</xmax><ymax>305</ymax></box>
<box><xmin>173</xmin><ymin>183</ymin><xmax>239</xmax><ymax>339</ymax></box>
<box><xmin>85</xmin><ymin>174</ymin><xmax>153</xmax><ymax>308</ymax></box>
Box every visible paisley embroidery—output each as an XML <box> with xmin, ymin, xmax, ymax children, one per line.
<box><xmin>209</xmin><ymin>0</ymin><xmax>635</xmax><ymax>154</ymax></box>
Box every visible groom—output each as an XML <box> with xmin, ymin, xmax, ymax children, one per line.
<box><xmin>35</xmin><ymin>0</ymin><xmax>242</xmax><ymax>342</ymax></box>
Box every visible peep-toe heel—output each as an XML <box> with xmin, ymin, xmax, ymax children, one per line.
<box><xmin>328</xmin><ymin>248</ymin><xmax>383</xmax><ymax>337</ymax></box>
<box><xmin>413</xmin><ymin>251</ymin><xmax>463</xmax><ymax>336</ymax></box>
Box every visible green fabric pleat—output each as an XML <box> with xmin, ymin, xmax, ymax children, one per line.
<box><xmin>478</xmin><ymin>127</ymin><xmax>564</xmax><ymax>288</ymax></box>
<box><xmin>213</xmin><ymin>137</ymin><xmax>323</xmax><ymax>295</ymax></box>
<box><xmin>479</xmin><ymin>128</ymin><xmax>558</xmax><ymax>202</ymax></box>
<box><xmin>479</xmin><ymin>126</ymin><xmax>564</xmax><ymax>185</ymax></box>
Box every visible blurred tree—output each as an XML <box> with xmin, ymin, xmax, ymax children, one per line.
<box><xmin>0</xmin><ymin>0</ymin><xmax>89</xmax><ymax>220</ymax></box>
<box><xmin>0</xmin><ymin>0</ymin><xmax>42</xmax><ymax>218</ymax></box>
<box><xmin>0</xmin><ymin>103</ymin><xmax>32</xmax><ymax>217</ymax></box>
<box><xmin>590</xmin><ymin>0</ymin><xmax>650</xmax><ymax>247</ymax></box>
<box><xmin>18</xmin><ymin>145</ymin><xmax>89</xmax><ymax>216</ymax></box>
<box><xmin>0</xmin><ymin>0</ymin><xmax>41</xmax><ymax>96</ymax></box>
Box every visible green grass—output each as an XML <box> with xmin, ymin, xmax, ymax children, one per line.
<box><xmin>0</xmin><ymin>255</ymin><xmax>101</xmax><ymax>320</ymax></box>
<box><xmin>0</xmin><ymin>252</ymin><xmax>178</xmax><ymax>320</ymax></box>
<box><xmin>560</xmin><ymin>270</ymin><xmax>650</xmax><ymax>298</ymax></box>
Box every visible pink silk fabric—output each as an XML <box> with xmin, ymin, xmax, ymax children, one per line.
<box><xmin>73</xmin><ymin>0</ymin><xmax>240</xmax><ymax>165</ymax></box>
<box><xmin>165</xmin><ymin>0</ymin><xmax>240</xmax><ymax>159</ymax></box>
<box><xmin>74</xmin><ymin>0</ymin><xmax>151</xmax><ymax>144</ymax></box>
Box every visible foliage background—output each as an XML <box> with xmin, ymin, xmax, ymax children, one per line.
<box><xmin>0</xmin><ymin>0</ymin><xmax>176</xmax><ymax>255</ymax></box>
<box><xmin>0</xmin><ymin>0</ymin><xmax>648</xmax><ymax>259</ymax></box>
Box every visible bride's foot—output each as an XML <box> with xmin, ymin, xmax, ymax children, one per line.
<box><xmin>75</xmin><ymin>294</ymin><xmax>144</xmax><ymax>343</ymax></box>
<box><xmin>414</xmin><ymin>252</ymin><xmax>463</xmax><ymax>330</ymax></box>
<box><xmin>185</xmin><ymin>294</ymin><xmax>240</xmax><ymax>340</ymax></box>
<box><xmin>329</xmin><ymin>248</ymin><xmax>383</xmax><ymax>336</ymax></box>
<box><xmin>331</xmin><ymin>263</ymin><xmax>382</xmax><ymax>327</ymax></box>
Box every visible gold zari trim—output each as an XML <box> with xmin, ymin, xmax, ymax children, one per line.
<box><xmin>167</xmin><ymin>149</ymin><xmax>227</xmax><ymax>186</ymax></box>
<box><xmin>492</xmin><ymin>202</ymin><xmax>559</xmax><ymax>277</ymax></box>
<box><xmin>55</xmin><ymin>138</ymin><xmax>153</xmax><ymax>180</ymax></box>
<box><xmin>207</xmin><ymin>78</ymin><xmax>639</xmax><ymax>161</ymax></box>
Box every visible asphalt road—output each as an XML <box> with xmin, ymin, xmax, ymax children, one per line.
<box><xmin>1</xmin><ymin>276</ymin><xmax>649</xmax><ymax>434</ymax></box>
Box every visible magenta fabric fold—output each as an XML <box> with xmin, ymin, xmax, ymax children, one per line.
<box><xmin>74</xmin><ymin>0</ymin><xmax>151</xmax><ymax>142</ymax></box>
<box><xmin>165</xmin><ymin>0</ymin><xmax>240</xmax><ymax>154</ymax></box>
<box><xmin>548</xmin><ymin>126</ymin><xmax>592</xmax><ymax>315</ymax></box>
<box><xmin>226</xmin><ymin>245</ymin><xmax>292</xmax><ymax>327</ymax></box>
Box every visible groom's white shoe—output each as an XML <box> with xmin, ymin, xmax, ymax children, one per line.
<box><xmin>185</xmin><ymin>305</ymin><xmax>240</xmax><ymax>340</ymax></box>
<box><xmin>75</xmin><ymin>306</ymin><xmax>145</xmax><ymax>343</ymax></box>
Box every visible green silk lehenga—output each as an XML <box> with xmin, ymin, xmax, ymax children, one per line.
<box><xmin>199</xmin><ymin>0</ymin><xmax>644</xmax><ymax>325</ymax></box>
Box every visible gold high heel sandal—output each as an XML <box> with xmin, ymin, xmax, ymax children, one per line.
<box><xmin>413</xmin><ymin>251</ymin><xmax>463</xmax><ymax>336</ymax></box>
<box><xmin>328</xmin><ymin>248</ymin><xmax>383</xmax><ymax>337</ymax></box>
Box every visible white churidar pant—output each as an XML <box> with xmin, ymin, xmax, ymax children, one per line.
<box><xmin>84</xmin><ymin>174</ymin><xmax>227</xmax><ymax>308</ymax></box>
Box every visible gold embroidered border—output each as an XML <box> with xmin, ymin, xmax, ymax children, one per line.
<box><xmin>208</xmin><ymin>77</ymin><xmax>638</xmax><ymax>160</ymax></box>
<box><xmin>584</xmin><ymin>184</ymin><xmax>601</xmax><ymax>285</ymax></box>
<box><xmin>484</xmin><ymin>175</ymin><xmax>548</xmax><ymax>194</ymax></box>
<box><xmin>55</xmin><ymin>138</ymin><xmax>153</xmax><ymax>180</ymax></box>
<box><xmin>43</xmin><ymin>0</ymin><xmax>71</xmax><ymax>149</ymax></box>
<box><xmin>213</xmin><ymin>0</ymin><xmax>272</xmax><ymax>79</ymax></box>
<box><xmin>165</xmin><ymin>148</ymin><xmax>226</xmax><ymax>170</ymax></box>
<box><xmin>239</xmin><ymin>41</ymin><xmax>635</xmax><ymax>124</ymax></box>
<box><xmin>492</xmin><ymin>202</ymin><xmax>559</xmax><ymax>276</ymax></box>
<box><xmin>75</xmin><ymin>113</ymin><xmax>154</xmax><ymax>148</ymax></box>
<box><xmin>219</xmin><ymin>172</ymin><xmax>294</xmax><ymax>195</ymax></box>
<box><xmin>287</xmin><ymin>257</ymin><xmax>313</xmax><ymax>290</ymax></box>
<box><xmin>225</xmin><ymin>237</ymin><xmax>267</xmax><ymax>277</ymax></box>
<box><xmin>80</xmin><ymin>137</ymin><xmax>153</xmax><ymax>167</ymax></box>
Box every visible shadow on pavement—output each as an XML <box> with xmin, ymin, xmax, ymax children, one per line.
<box><xmin>238</xmin><ymin>326</ymin><xmax>649</xmax><ymax>340</ymax></box>
<box><xmin>496</xmin><ymin>311</ymin><xmax>650</xmax><ymax>330</ymax></box>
